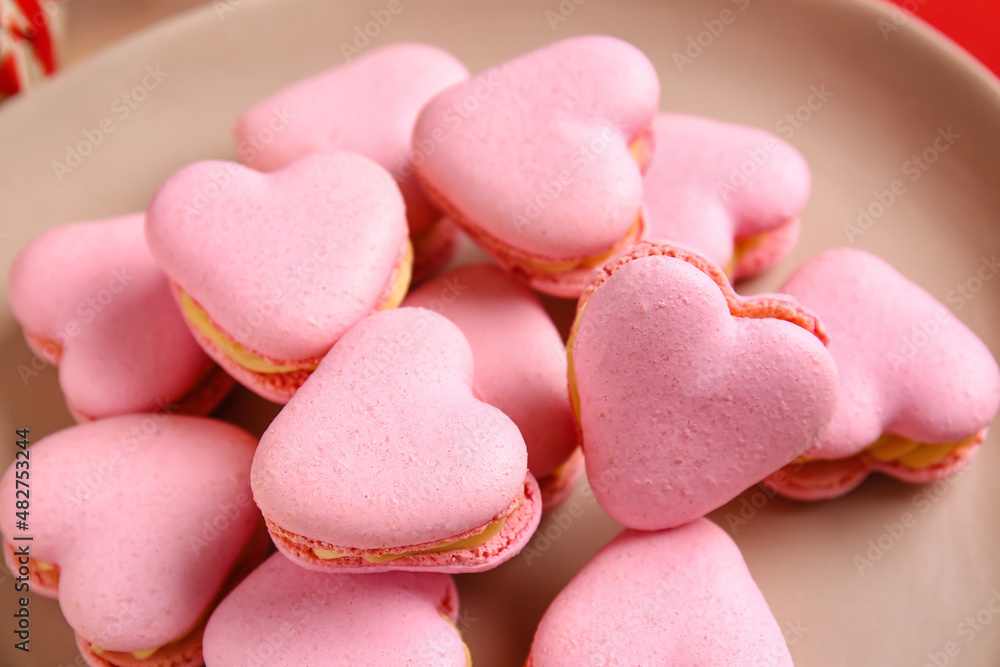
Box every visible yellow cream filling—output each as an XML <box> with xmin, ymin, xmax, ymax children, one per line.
<box><xmin>629</xmin><ymin>134</ymin><xmax>653</xmax><ymax>170</ymax></box>
<box><xmin>567</xmin><ymin>302</ymin><xmax>585</xmax><ymax>422</ymax></box>
<box><xmin>723</xmin><ymin>231</ymin><xmax>771</xmax><ymax>277</ymax></box>
<box><xmin>442</xmin><ymin>614</ymin><xmax>473</xmax><ymax>667</ymax></box>
<box><xmin>380</xmin><ymin>241</ymin><xmax>414</xmax><ymax>312</ymax></box>
<box><xmin>178</xmin><ymin>241</ymin><xmax>413</xmax><ymax>375</ymax></box>
<box><xmin>522</xmin><ymin>220</ymin><xmax>640</xmax><ymax>274</ymax></box>
<box><xmin>313</xmin><ymin>506</ymin><xmax>511</xmax><ymax>563</ymax></box>
<box><xmin>91</xmin><ymin>645</ymin><xmax>158</xmax><ymax>660</ymax></box>
<box><xmin>864</xmin><ymin>433</ymin><xmax>975</xmax><ymax>469</ymax></box>
<box><xmin>793</xmin><ymin>434</ymin><xmax>974</xmax><ymax>469</ymax></box>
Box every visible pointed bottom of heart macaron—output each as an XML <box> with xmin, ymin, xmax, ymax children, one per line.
<box><xmin>268</xmin><ymin>474</ymin><xmax>543</xmax><ymax>574</ymax></box>
<box><xmin>73</xmin><ymin>517</ymin><xmax>273</xmax><ymax>667</ymax></box>
<box><xmin>764</xmin><ymin>430</ymin><xmax>984</xmax><ymax>500</ymax></box>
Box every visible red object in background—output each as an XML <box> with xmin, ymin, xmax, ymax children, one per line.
<box><xmin>0</xmin><ymin>0</ymin><xmax>58</xmax><ymax>98</ymax></box>
<box><xmin>887</xmin><ymin>0</ymin><xmax>1000</xmax><ymax>77</ymax></box>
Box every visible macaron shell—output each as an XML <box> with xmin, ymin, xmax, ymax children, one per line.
<box><xmin>641</xmin><ymin>114</ymin><xmax>810</xmax><ymax>278</ymax></box>
<box><xmin>268</xmin><ymin>472</ymin><xmax>541</xmax><ymax>574</ymax></box>
<box><xmin>0</xmin><ymin>415</ymin><xmax>261</xmax><ymax>653</ymax></box>
<box><xmin>203</xmin><ymin>554</ymin><xmax>466</xmax><ymax>666</ymax></box>
<box><xmin>402</xmin><ymin>263</ymin><xmax>578</xmax><ymax>482</ymax></box>
<box><xmin>780</xmin><ymin>247</ymin><xmax>1000</xmax><ymax>459</ymax></box>
<box><xmin>252</xmin><ymin>307</ymin><xmax>530</xmax><ymax>553</ymax></box>
<box><xmin>526</xmin><ymin>519</ymin><xmax>792</xmax><ymax>666</ymax></box>
<box><xmin>7</xmin><ymin>214</ymin><xmax>226</xmax><ymax>420</ymax></box>
<box><xmin>413</xmin><ymin>35</ymin><xmax>659</xmax><ymax>261</ymax></box>
<box><xmin>573</xmin><ymin>243</ymin><xmax>839</xmax><ymax>530</ymax></box>
<box><xmin>145</xmin><ymin>151</ymin><xmax>408</xmax><ymax>363</ymax></box>
<box><xmin>234</xmin><ymin>42</ymin><xmax>468</xmax><ymax>240</ymax></box>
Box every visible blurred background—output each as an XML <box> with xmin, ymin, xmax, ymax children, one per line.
<box><xmin>1</xmin><ymin>0</ymin><xmax>998</xmax><ymax>100</ymax></box>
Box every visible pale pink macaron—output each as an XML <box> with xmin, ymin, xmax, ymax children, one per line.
<box><xmin>642</xmin><ymin>113</ymin><xmax>810</xmax><ymax>280</ymax></box>
<box><xmin>7</xmin><ymin>214</ymin><xmax>233</xmax><ymax>421</ymax></box>
<box><xmin>203</xmin><ymin>553</ymin><xmax>469</xmax><ymax>666</ymax></box>
<box><xmin>569</xmin><ymin>242</ymin><xmax>839</xmax><ymax>530</ymax></box>
<box><xmin>0</xmin><ymin>415</ymin><xmax>269</xmax><ymax>667</ymax></box>
<box><xmin>252</xmin><ymin>307</ymin><xmax>542</xmax><ymax>573</ymax></box>
<box><xmin>234</xmin><ymin>43</ymin><xmax>469</xmax><ymax>283</ymax></box>
<box><xmin>403</xmin><ymin>263</ymin><xmax>581</xmax><ymax>509</ymax></box>
<box><xmin>764</xmin><ymin>248</ymin><xmax>1000</xmax><ymax>499</ymax></box>
<box><xmin>412</xmin><ymin>35</ymin><xmax>660</xmax><ymax>297</ymax></box>
<box><xmin>145</xmin><ymin>151</ymin><xmax>411</xmax><ymax>404</ymax></box>
<box><xmin>525</xmin><ymin>519</ymin><xmax>793</xmax><ymax>666</ymax></box>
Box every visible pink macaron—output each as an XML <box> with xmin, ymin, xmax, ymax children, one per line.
<box><xmin>525</xmin><ymin>519</ymin><xmax>792</xmax><ymax>666</ymax></box>
<box><xmin>765</xmin><ymin>248</ymin><xmax>1000</xmax><ymax>499</ymax></box>
<box><xmin>203</xmin><ymin>553</ymin><xmax>469</xmax><ymax>666</ymax></box>
<box><xmin>412</xmin><ymin>35</ymin><xmax>659</xmax><ymax>297</ymax></box>
<box><xmin>234</xmin><ymin>43</ymin><xmax>469</xmax><ymax>283</ymax></box>
<box><xmin>251</xmin><ymin>307</ymin><xmax>541</xmax><ymax>573</ymax></box>
<box><xmin>641</xmin><ymin>113</ymin><xmax>810</xmax><ymax>279</ymax></box>
<box><xmin>7</xmin><ymin>213</ymin><xmax>233</xmax><ymax>421</ymax></box>
<box><xmin>0</xmin><ymin>415</ymin><xmax>269</xmax><ymax>667</ymax></box>
<box><xmin>569</xmin><ymin>242</ymin><xmax>839</xmax><ymax>530</ymax></box>
<box><xmin>145</xmin><ymin>151</ymin><xmax>411</xmax><ymax>404</ymax></box>
<box><xmin>403</xmin><ymin>263</ymin><xmax>581</xmax><ymax>508</ymax></box>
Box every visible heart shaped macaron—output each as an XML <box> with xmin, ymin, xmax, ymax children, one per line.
<box><xmin>403</xmin><ymin>263</ymin><xmax>581</xmax><ymax>508</ymax></box>
<box><xmin>570</xmin><ymin>242</ymin><xmax>839</xmax><ymax>530</ymax></box>
<box><xmin>234</xmin><ymin>43</ymin><xmax>469</xmax><ymax>282</ymax></box>
<box><xmin>0</xmin><ymin>415</ymin><xmax>267</xmax><ymax>667</ymax></box>
<box><xmin>252</xmin><ymin>307</ymin><xmax>542</xmax><ymax>573</ymax></box>
<box><xmin>145</xmin><ymin>151</ymin><xmax>411</xmax><ymax>403</ymax></box>
<box><xmin>525</xmin><ymin>519</ymin><xmax>792</xmax><ymax>666</ymax></box>
<box><xmin>204</xmin><ymin>553</ymin><xmax>469</xmax><ymax>666</ymax></box>
<box><xmin>642</xmin><ymin>114</ymin><xmax>810</xmax><ymax>280</ymax></box>
<box><xmin>412</xmin><ymin>35</ymin><xmax>659</xmax><ymax>297</ymax></box>
<box><xmin>764</xmin><ymin>248</ymin><xmax>1000</xmax><ymax>499</ymax></box>
<box><xmin>8</xmin><ymin>214</ymin><xmax>233</xmax><ymax>421</ymax></box>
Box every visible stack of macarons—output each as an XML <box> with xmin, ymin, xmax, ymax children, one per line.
<box><xmin>3</xmin><ymin>33</ymin><xmax>998</xmax><ymax>667</ymax></box>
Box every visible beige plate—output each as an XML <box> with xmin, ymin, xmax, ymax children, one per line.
<box><xmin>2</xmin><ymin>0</ymin><xmax>1000</xmax><ymax>665</ymax></box>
